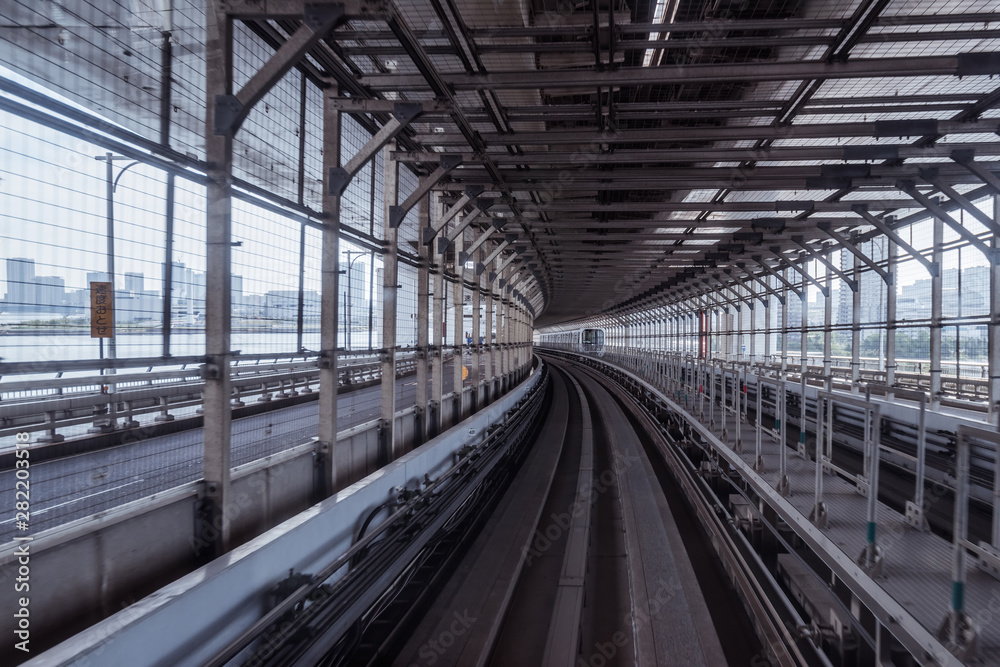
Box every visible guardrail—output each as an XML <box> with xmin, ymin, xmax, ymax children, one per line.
<box><xmin>600</xmin><ymin>348</ymin><xmax>990</xmax><ymax>410</ymax></box>
<box><xmin>0</xmin><ymin>351</ymin><xmax>426</xmax><ymax>445</ymax></box>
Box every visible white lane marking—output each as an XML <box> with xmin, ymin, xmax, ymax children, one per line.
<box><xmin>0</xmin><ymin>479</ymin><xmax>145</xmax><ymax>524</ymax></box>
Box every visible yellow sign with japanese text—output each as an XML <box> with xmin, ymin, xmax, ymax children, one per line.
<box><xmin>90</xmin><ymin>281</ymin><xmax>114</xmax><ymax>338</ymax></box>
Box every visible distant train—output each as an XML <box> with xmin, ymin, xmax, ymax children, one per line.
<box><xmin>538</xmin><ymin>328</ymin><xmax>605</xmax><ymax>353</ymax></box>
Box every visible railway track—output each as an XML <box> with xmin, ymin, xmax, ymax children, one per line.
<box><xmin>394</xmin><ymin>356</ymin><xmax>764</xmax><ymax>666</ymax></box>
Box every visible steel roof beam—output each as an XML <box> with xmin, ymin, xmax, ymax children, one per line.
<box><xmin>918</xmin><ymin>168</ymin><xmax>1000</xmax><ymax>234</ymax></box>
<box><xmin>519</xmin><ymin>200</ymin><xmax>918</xmax><ymax>213</ymax></box>
<box><xmin>415</xmin><ymin>119</ymin><xmax>999</xmax><ymax>146</ymax></box>
<box><xmin>423</xmin><ymin>185</ymin><xmax>482</xmax><ymax>245</ymax></box>
<box><xmin>752</xmin><ymin>255</ymin><xmax>804</xmax><ymax>300</ymax></box>
<box><xmin>388</xmin><ymin>155</ymin><xmax>462</xmax><ymax>228</ymax></box>
<box><xmin>394</xmin><ymin>143</ymin><xmax>1000</xmax><ymax>165</ymax></box>
<box><xmin>722</xmin><ymin>268</ymin><xmax>769</xmax><ymax>307</ymax></box>
<box><xmin>791</xmin><ymin>237</ymin><xmax>855</xmax><ymax>293</ymax></box>
<box><xmin>817</xmin><ymin>223</ymin><xmax>891</xmax><ymax>285</ymax></box>
<box><xmin>851</xmin><ymin>206</ymin><xmax>938</xmax><ymax>277</ymax></box>
<box><xmin>362</xmin><ymin>53</ymin><xmax>1000</xmax><ymax>92</ymax></box>
<box><xmin>895</xmin><ymin>180</ymin><xmax>994</xmax><ymax>257</ymax></box>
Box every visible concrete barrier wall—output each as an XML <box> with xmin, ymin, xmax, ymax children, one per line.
<box><xmin>20</xmin><ymin>364</ymin><xmax>540</xmax><ymax>667</ymax></box>
<box><xmin>0</xmin><ymin>361</ymin><xmax>538</xmax><ymax>665</ymax></box>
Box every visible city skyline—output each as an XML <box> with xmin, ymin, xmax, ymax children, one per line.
<box><xmin>0</xmin><ymin>256</ymin><xmax>375</xmax><ymax>323</ymax></box>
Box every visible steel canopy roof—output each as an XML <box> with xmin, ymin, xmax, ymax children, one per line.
<box><xmin>254</xmin><ymin>0</ymin><xmax>1000</xmax><ymax>326</ymax></box>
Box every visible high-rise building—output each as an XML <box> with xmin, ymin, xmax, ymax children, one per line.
<box><xmin>347</xmin><ymin>261</ymin><xmax>368</xmax><ymax>324</ymax></box>
<box><xmin>34</xmin><ymin>276</ymin><xmax>66</xmax><ymax>311</ymax></box>
<box><xmin>232</xmin><ymin>275</ymin><xmax>243</xmax><ymax>308</ymax></box>
<box><xmin>86</xmin><ymin>271</ymin><xmax>109</xmax><ymax>285</ymax></box>
<box><xmin>5</xmin><ymin>257</ymin><xmax>35</xmax><ymax>309</ymax></box>
<box><xmin>124</xmin><ymin>272</ymin><xmax>144</xmax><ymax>294</ymax></box>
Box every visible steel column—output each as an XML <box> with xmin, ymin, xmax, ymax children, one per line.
<box><xmin>415</xmin><ymin>195</ymin><xmax>430</xmax><ymax>447</ymax></box>
<box><xmin>824</xmin><ymin>264</ymin><xmax>833</xmax><ymax>391</ymax></box>
<box><xmin>431</xmin><ymin>195</ymin><xmax>444</xmax><ymax>437</ymax></box>
<box><xmin>202</xmin><ymin>3</ymin><xmax>234</xmax><ymax>557</ymax></box>
<box><xmin>852</xmin><ymin>249</ymin><xmax>862</xmax><ymax>393</ymax></box>
<box><xmin>380</xmin><ymin>142</ymin><xmax>399</xmax><ymax>463</ymax></box>
<box><xmin>781</xmin><ymin>270</ymin><xmax>789</xmax><ymax>381</ymax></box>
<box><xmin>483</xmin><ymin>248</ymin><xmax>493</xmax><ymax>405</ymax></box>
<box><xmin>886</xmin><ymin>238</ymin><xmax>898</xmax><ymax>399</ymax></box>
<box><xmin>471</xmin><ymin>246</ymin><xmax>482</xmax><ymax>408</ymax></box>
<box><xmin>453</xmin><ymin>230</ymin><xmax>465</xmax><ymax>422</ymax></box>
<box><xmin>318</xmin><ymin>88</ymin><xmax>342</xmax><ymax>493</ymax></box>
<box><xmin>931</xmin><ymin>214</ymin><xmax>944</xmax><ymax>409</ymax></box>
<box><xmin>991</xmin><ymin>195</ymin><xmax>1000</xmax><ymax>426</ymax></box>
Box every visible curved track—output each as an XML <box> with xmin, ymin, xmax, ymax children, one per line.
<box><xmin>393</xmin><ymin>356</ymin><xmax>761</xmax><ymax>666</ymax></box>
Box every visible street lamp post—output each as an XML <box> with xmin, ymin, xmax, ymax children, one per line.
<box><xmin>90</xmin><ymin>153</ymin><xmax>142</xmax><ymax>432</ymax></box>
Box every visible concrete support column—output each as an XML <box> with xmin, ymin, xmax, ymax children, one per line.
<box><xmin>471</xmin><ymin>249</ymin><xmax>482</xmax><ymax>408</ymax></box>
<box><xmin>799</xmin><ymin>285</ymin><xmax>809</xmax><ymax>456</ymax></box>
<box><xmin>483</xmin><ymin>255</ymin><xmax>493</xmax><ymax>404</ymax></box>
<box><xmin>202</xmin><ymin>4</ymin><xmax>234</xmax><ymax>557</ymax></box>
<box><xmin>512</xmin><ymin>305</ymin><xmax>520</xmax><ymax>376</ymax></box>
<box><xmin>800</xmin><ymin>272</ymin><xmax>809</xmax><ymax>372</ymax></box>
<box><xmin>737</xmin><ymin>295</ymin><xmax>744</xmax><ymax>361</ymax></box>
<box><xmin>764</xmin><ymin>295</ymin><xmax>772</xmax><ymax>365</ymax></box>
<box><xmin>317</xmin><ymin>89</ymin><xmax>341</xmax><ymax>494</ymax></box>
<box><xmin>380</xmin><ymin>142</ymin><xmax>399</xmax><ymax>463</ymax></box>
<box><xmin>415</xmin><ymin>195</ymin><xmax>430</xmax><ymax>447</ymax></box>
<box><xmin>678</xmin><ymin>312</ymin><xmax>684</xmax><ymax>356</ymax></box>
<box><xmin>851</xmin><ymin>248</ymin><xmax>862</xmax><ymax>393</ymax></box>
<box><xmin>503</xmin><ymin>284</ymin><xmax>514</xmax><ymax>384</ymax></box>
<box><xmin>824</xmin><ymin>264</ymin><xmax>833</xmax><ymax>391</ymax></box>
<box><xmin>499</xmin><ymin>282</ymin><xmax>509</xmax><ymax>391</ymax></box>
<box><xmin>989</xmin><ymin>196</ymin><xmax>1000</xmax><ymax>425</ymax></box>
<box><xmin>886</xmin><ymin>239</ymin><xmax>898</xmax><ymax>399</ymax></box>
<box><xmin>780</xmin><ymin>272</ymin><xmax>789</xmax><ymax>381</ymax></box>
<box><xmin>930</xmin><ymin>215</ymin><xmax>944</xmax><ymax>409</ymax></box>
<box><xmin>430</xmin><ymin>196</ymin><xmax>444</xmax><ymax>437</ymax></box>
<box><xmin>494</xmin><ymin>270</ymin><xmax>503</xmax><ymax>397</ymax></box>
<box><xmin>452</xmin><ymin>230</ymin><xmax>465</xmax><ymax>422</ymax></box>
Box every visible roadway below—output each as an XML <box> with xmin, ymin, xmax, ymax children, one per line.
<box><xmin>0</xmin><ymin>359</ymin><xmax>470</xmax><ymax>543</ymax></box>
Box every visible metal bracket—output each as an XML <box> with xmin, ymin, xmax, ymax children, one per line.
<box><xmin>956</xmin><ymin>52</ymin><xmax>1000</xmax><ymax>77</ymax></box>
<box><xmin>422</xmin><ymin>226</ymin><xmax>437</xmax><ymax>246</ymax></box>
<box><xmin>392</xmin><ymin>101</ymin><xmax>423</xmax><ymax>124</ymax></box>
<box><xmin>388</xmin><ymin>205</ymin><xmax>407</xmax><ymax>229</ymax></box>
<box><xmin>201</xmin><ymin>361</ymin><xmax>222</xmax><ymax>380</ymax></box>
<box><xmin>303</xmin><ymin>3</ymin><xmax>345</xmax><ymax>30</ymax></box>
<box><xmin>214</xmin><ymin>95</ymin><xmax>243</xmax><ymax>136</ymax></box>
<box><xmin>328</xmin><ymin>167</ymin><xmax>352</xmax><ymax>197</ymax></box>
<box><xmin>843</xmin><ymin>144</ymin><xmax>899</xmax><ymax>161</ymax></box>
<box><xmin>439</xmin><ymin>154</ymin><xmax>463</xmax><ymax>171</ymax></box>
<box><xmin>317</xmin><ymin>350</ymin><xmax>336</xmax><ymax>369</ymax></box>
<box><xmin>874</xmin><ymin>119</ymin><xmax>938</xmax><ymax>138</ymax></box>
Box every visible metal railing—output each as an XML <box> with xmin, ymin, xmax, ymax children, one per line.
<box><xmin>0</xmin><ymin>350</ymin><xmax>424</xmax><ymax>446</ymax></box>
